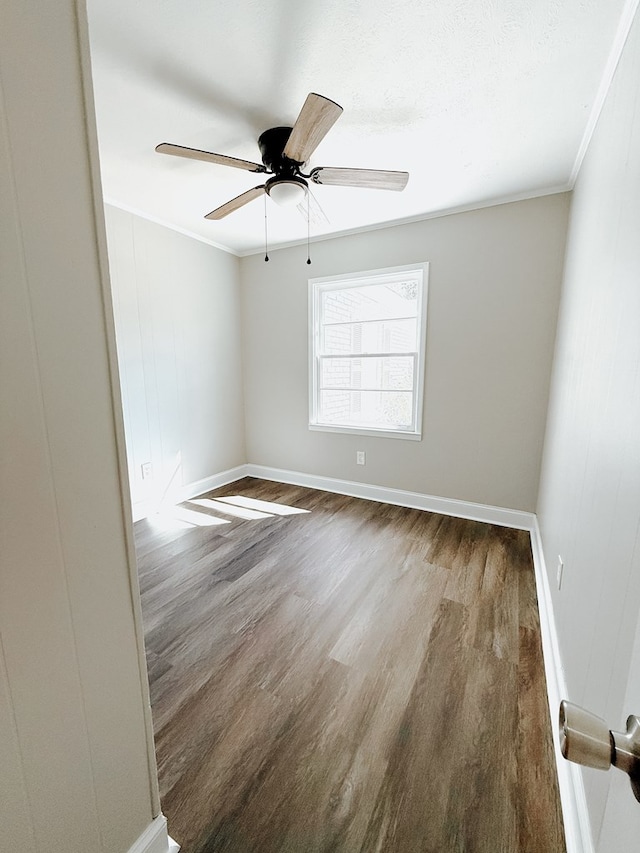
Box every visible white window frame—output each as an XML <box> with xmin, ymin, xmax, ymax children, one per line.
<box><xmin>308</xmin><ymin>262</ymin><xmax>429</xmax><ymax>440</ymax></box>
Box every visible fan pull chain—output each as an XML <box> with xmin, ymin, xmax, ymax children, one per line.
<box><xmin>264</xmin><ymin>193</ymin><xmax>269</xmax><ymax>262</ymax></box>
<box><xmin>306</xmin><ymin>191</ymin><xmax>311</xmax><ymax>265</ymax></box>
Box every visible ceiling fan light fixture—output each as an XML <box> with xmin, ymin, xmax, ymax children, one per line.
<box><xmin>266</xmin><ymin>178</ymin><xmax>308</xmax><ymax>208</ymax></box>
<box><xmin>156</xmin><ymin>93</ymin><xmax>409</xmax><ymax>230</ymax></box>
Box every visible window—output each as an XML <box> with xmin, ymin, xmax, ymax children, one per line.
<box><xmin>309</xmin><ymin>263</ymin><xmax>428</xmax><ymax>439</ymax></box>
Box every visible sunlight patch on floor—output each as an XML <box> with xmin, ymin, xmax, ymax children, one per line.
<box><xmin>216</xmin><ymin>495</ymin><xmax>311</xmax><ymax>516</ymax></box>
<box><xmin>149</xmin><ymin>506</ymin><xmax>232</xmax><ymax>530</ymax></box>
<box><xmin>146</xmin><ymin>493</ymin><xmax>310</xmax><ymax>529</ymax></box>
<box><xmin>189</xmin><ymin>498</ymin><xmax>273</xmax><ymax>520</ymax></box>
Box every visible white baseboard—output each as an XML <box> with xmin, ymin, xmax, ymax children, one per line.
<box><xmin>244</xmin><ymin>464</ymin><xmax>535</xmax><ymax>529</ymax></box>
<box><xmin>132</xmin><ymin>501</ymin><xmax>155</xmax><ymax>523</ymax></box>
<box><xmin>131</xmin><ymin>465</ymin><xmax>247</xmax><ymax>521</ymax></box>
<box><xmin>133</xmin><ymin>463</ymin><xmax>535</xmax><ymax>528</ymax></box>
<box><xmin>127</xmin><ymin>815</ymin><xmax>180</xmax><ymax>853</ymax></box>
<box><xmin>176</xmin><ymin>465</ymin><xmax>247</xmax><ymax>504</ymax></box>
<box><xmin>530</xmin><ymin>519</ymin><xmax>594</xmax><ymax>853</ymax></box>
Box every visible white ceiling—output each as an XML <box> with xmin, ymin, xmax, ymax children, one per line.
<box><xmin>86</xmin><ymin>0</ymin><xmax>631</xmax><ymax>255</ymax></box>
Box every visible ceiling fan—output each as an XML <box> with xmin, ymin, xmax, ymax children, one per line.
<box><xmin>155</xmin><ymin>93</ymin><xmax>409</xmax><ymax>221</ymax></box>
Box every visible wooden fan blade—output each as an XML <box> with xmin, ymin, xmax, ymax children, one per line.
<box><xmin>156</xmin><ymin>143</ymin><xmax>266</xmax><ymax>173</ymax></box>
<box><xmin>205</xmin><ymin>185</ymin><xmax>266</xmax><ymax>220</ymax></box>
<box><xmin>283</xmin><ymin>93</ymin><xmax>343</xmax><ymax>164</ymax></box>
<box><xmin>310</xmin><ymin>167</ymin><xmax>409</xmax><ymax>191</ymax></box>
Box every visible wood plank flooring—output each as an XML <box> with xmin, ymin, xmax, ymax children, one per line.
<box><xmin>134</xmin><ymin>478</ymin><xmax>565</xmax><ymax>853</ymax></box>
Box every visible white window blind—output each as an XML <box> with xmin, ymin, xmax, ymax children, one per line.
<box><xmin>309</xmin><ymin>263</ymin><xmax>428</xmax><ymax>439</ymax></box>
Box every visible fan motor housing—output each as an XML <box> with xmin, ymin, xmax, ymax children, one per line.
<box><xmin>258</xmin><ymin>126</ymin><xmax>300</xmax><ymax>174</ymax></box>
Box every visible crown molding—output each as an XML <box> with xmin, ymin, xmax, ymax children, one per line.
<box><xmin>237</xmin><ymin>185</ymin><xmax>571</xmax><ymax>257</ymax></box>
<box><xmin>103</xmin><ymin>198</ymin><xmax>240</xmax><ymax>256</ymax></box>
<box><xmin>569</xmin><ymin>0</ymin><xmax>640</xmax><ymax>187</ymax></box>
<box><xmin>103</xmin><ymin>185</ymin><xmax>571</xmax><ymax>259</ymax></box>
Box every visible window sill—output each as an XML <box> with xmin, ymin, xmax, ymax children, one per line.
<box><xmin>308</xmin><ymin>423</ymin><xmax>422</xmax><ymax>441</ymax></box>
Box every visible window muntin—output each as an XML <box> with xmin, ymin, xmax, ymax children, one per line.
<box><xmin>309</xmin><ymin>264</ymin><xmax>428</xmax><ymax>438</ymax></box>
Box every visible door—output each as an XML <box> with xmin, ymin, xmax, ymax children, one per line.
<box><xmin>597</xmin><ymin>603</ymin><xmax>640</xmax><ymax>849</ymax></box>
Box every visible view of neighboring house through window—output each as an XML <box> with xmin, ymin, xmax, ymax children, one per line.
<box><xmin>309</xmin><ymin>263</ymin><xmax>428</xmax><ymax>439</ymax></box>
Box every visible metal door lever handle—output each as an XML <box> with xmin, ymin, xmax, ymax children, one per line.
<box><xmin>559</xmin><ymin>700</ymin><xmax>640</xmax><ymax>802</ymax></box>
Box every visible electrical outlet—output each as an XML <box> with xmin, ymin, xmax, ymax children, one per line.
<box><xmin>557</xmin><ymin>556</ymin><xmax>564</xmax><ymax>590</ymax></box>
<box><xmin>356</xmin><ymin>451</ymin><xmax>366</xmax><ymax>465</ymax></box>
<box><xmin>141</xmin><ymin>462</ymin><xmax>153</xmax><ymax>480</ymax></box>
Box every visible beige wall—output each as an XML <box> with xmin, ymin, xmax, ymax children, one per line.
<box><xmin>240</xmin><ymin>194</ymin><xmax>569</xmax><ymax>512</ymax></box>
<box><xmin>0</xmin><ymin>3</ymin><xmax>158</xmax><ymax>851</ymax></box>
<box><xmin>105</xmin><ymin>206</ymin><xmax>245</xmax><ymax>517</ymax></box>
<box><xmin>537</xmin><ymin>6</ymin><xmax>640</xmax><ymax>847</ymax></box>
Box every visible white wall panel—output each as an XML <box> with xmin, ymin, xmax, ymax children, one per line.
<box><xmin>537</xmin><ymin>5</ymin><xmax>640</xmax><ymax>846</ymax></box>
<box><xmin>105</xmin><ymin>207</ymin><xmax>245</xmax><ymax>517</ymax></box>
<box><xmin>0</xmin><ymin>2</ymin><xmax>158</xmax><ymax>850</ymax></box>
<box><xmin>0</xmin><ymin>637</ymin><xmax>36</xmax><ymax>852</ymax></box>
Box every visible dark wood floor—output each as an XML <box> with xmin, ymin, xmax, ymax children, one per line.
<box><xmin>134</xmin><ymin>478</ymin><xmax>565</xmax><ymax>853</ymax></box>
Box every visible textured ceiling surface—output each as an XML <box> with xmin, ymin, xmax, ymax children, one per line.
<box><xmin>87</xmin><ymin>0</ymin><xmax>629</xmax><ymax>254</ymax></box>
